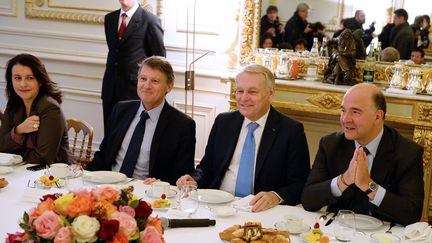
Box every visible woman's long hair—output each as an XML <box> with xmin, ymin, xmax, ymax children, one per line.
<box><xmin>5</xmin><ymin>53</ymin><xmax>62</xmax><ymax>113</ymax></box>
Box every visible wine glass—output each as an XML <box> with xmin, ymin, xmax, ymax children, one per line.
<box><xmin>66</xmin><ymin>164</ymin><xmax>85</xmax><ymax>192</ymax></box>
<box><xmin>177</xmin><ymin>184</ymin><xmax>199</xmax><ymax>216</ymax></box>
<box><xmin>334</xmin><ymin>210</ymin><xmax>356</xmax><ymax>242</ymax></box>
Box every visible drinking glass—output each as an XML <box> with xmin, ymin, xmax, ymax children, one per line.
<box><xmin>177</xmin><ymin>184</ymin><xmax>199</xmax><ymax>216</ymax></box>
<box><xmin>334</xmin><ymin>210</ymin><xmax>356</xmax><ymax>242</ymax></box>
<box><xmin>66</xmin><ymin>164</ymin><xmax>85</xmax><ymax>192</ymax></box>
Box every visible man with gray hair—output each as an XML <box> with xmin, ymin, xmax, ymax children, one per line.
<box><xmin>177</xmin><ymin>64</ymin><xmax>310</xmax><ymax>212</ymax></box>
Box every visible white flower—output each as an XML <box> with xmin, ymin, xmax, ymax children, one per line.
<box><xmin>71</xmin><ymin>215</ymin><xmax>100</xmax><ymax>242</ymax></box>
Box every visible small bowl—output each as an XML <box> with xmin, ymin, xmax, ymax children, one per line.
<box><xmin>210</xmin><ymin>206</ymin><xmax>236</xmax><ymax>217</ymax></box>
<box><xmin>274</xmin><ymin>220</ymin><xmax>310</xmax><ymax>235</ymax></box>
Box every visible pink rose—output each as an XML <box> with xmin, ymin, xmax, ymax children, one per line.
<box><xmin>110</xmin><ymin>212</ymin><xmax>138</xmax><ymax>239</ymax></box>
<box><xmin>54</xmin><ymin>227</ymin><xmax>72</xmax><ymax>243</ymax></box>
<box><xmin>140</xmin><ymin>226</ymin><xmax>165</xmax><ymax>243</ymax></box>
<box><xmin>33</xmin><ymin>211</ymin><xmax>63</xmax><ymax>239</ymax></box>
<box><xmin>119</xmin><ymin>206</ymin><xmax>135</xmax><ymax>217</ymax></box>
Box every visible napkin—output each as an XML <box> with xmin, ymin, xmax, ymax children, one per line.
<box><xmin>0</xmin><ymin>152</ymin><xmax>23</xmax><ymax>166</ymax></box>
<box><xmin>402</xmin><ymin>222</ymin><xmax>432</xmax><ymax>243</ymax></box>
<box><xmin>232</xmin><ymin>194</ymin><xmax>255</xmax><ymax>212</ymax></box>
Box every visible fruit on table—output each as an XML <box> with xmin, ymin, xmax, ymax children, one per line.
<box><xmin>39</xmin><ymin>175</ymin><xmax>60</xmax><ymax>186</ymax></box>
<box><xmin>151</xmin><ymin>193</ymin><xmax>171</xmax><ymax>208</ymax></box>
<box><xmin>303</xmin><ymin>222</ymin><xmax>327</xmax><ymax>243</ymax></box>
<box><xmin>0</xmin><ymin>178</ymin><xmax>8</xmax><ymax>188</ymax></box>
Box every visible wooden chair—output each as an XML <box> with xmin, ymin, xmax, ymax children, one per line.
<box><xmin>67</xmin><ymin>118</ymin><xmax>94</xmax><ymax>167</ymax></box>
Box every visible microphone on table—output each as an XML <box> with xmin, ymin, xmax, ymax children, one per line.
<box><xmin>160</xmin><ymin>217</ymin><xmax>216</xmax><ymax>229</ymax></box>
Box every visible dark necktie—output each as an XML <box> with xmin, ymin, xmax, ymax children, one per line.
<box><xmin>360</xmin><ymin>146</ymin><xmax>370</xmax><ymax>155</ymax></box>
<box><xmin>117</xmin><ymin>13</ymin><xmax>127</xmax><ymax>40</ymax></box>
<box><xmin>120</xmin><ymin>111</ymin><xmax>150</xmax><ymax>177</ymax></box>
<box><xmin>235</xmin><ymin>122</ymin><xmax>259</xmax><ymax>197</ymax></box>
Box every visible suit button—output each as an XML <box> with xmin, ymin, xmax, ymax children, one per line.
<box><xmin>114</xmin><ymin>62</ymin><xmax>118</xmax><ymax>66</ymax></box>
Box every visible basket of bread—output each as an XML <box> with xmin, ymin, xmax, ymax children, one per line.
<box><xmin>219</xmin><ymin>222</ymin><xmax>290</xmax><ymax>243</ymax></box>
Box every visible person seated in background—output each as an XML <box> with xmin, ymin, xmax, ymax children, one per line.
<box><xmin>0</xmin><ymin>54</ymin><xmax>73</xmax><ymax>165</ymax></box>
<box><xmin>381</xmin><ymin>47</ymin><xmax>400</xmax><ymax>62</ymax></box>
<box><xmin>302</xmin><ymin>83</ymin><xmax>424</xmax><ymax>226</ymax></box>
<box><xmin>294</xmin><ymin>39</ymin><xmax>308</xmax><ymax>52</ymax></box>
<box><xmin>261</xmin><ymin>33</ymin><xmax>274</xmax><ymax>49</ymax></box>
<box><xmin>86</xmin><ymin>56</ymin><xmax>196</xmax><ymax>185</ymax></box>
<box><xmin>177</xmin><ymin>65</ymin><xmax>310</xmax><ymax>212</ymax></box>
<box><xmin>411</xmin><ymin>15</ymin><xmax>424</xmax><ymax>48</ymax></box>
<box><xmin>260</xmin><ymin>5</ymin><xmax>284</xmax><ymax>48</ymax></box>
<box><xmin>411</xmin><ymin>48</ymin><xmax>425</xmax><ymax>65</ymax></box>
<box><xmin>284</xmin><ymin>3</ymin><xmax>313</xmax><ymax>50</ymax></box>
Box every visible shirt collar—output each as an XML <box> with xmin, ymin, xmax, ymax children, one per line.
<box><xmin>354</xmin><ymin>128</ymin><xmax>384</xmax><ymax>157</ymax></box>
<box><xmin>138</xmin><ymin>99</ymin><xmax>165</xmax><ymax>122</ymax></box>
<box><xmin>120</xmin><ymin>2</ymin><xmax>139</xmax><ymax>19</ymax></box>
<box><xmin>244</xmin><ymin>108</ymin><xmax>270</xmax><ymax>128</ymax></box>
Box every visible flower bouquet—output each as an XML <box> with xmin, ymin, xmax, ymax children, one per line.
<box><xmin>6</xmin><ymin>186</ymin><xmax>165</xmax><ymax>243</ymax></box>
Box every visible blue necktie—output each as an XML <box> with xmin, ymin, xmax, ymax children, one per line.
<box><xmin>120</xmin><ymin>111</ymin><xmax>150</xmax><ymax>177</ymax></box>
<box><xmin>235</xmin><ymin>122</ymin><xmax>259</xmax><ymax>197</ymax></box>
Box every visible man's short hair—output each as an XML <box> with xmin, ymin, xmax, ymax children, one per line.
<box><xmin>354</xmin><ymin>10</ymin><xmax>364</xmax><ymax>17</ymax></box>
<box><xmin>394</xmin><ymin>8</ymin><xmax>409</xmax><ymax>21</ymax></box>
<box><xmin>373</xmin><ymin>89</ymin><xmax>387</xmax><ymax>119</ymax></box>
<box><xmin>382</xmin><ymin>47</ymin><xmax>400</xmax><ymax>62</ymax></box>
<box><xmin>138</xmin><ymin>56</ymin><xmax>175</xmax><ymax>85</ymax></box>
<box><xmin>236</xmin><ymin>64</ymin><xmax>275</xmax><ymax>91</ymax></box>
<box><xmin>412</xmin><ymin>48</ymin><xmax>425</xmax><ymax>58</ymax></box>
<box><xmin>266</xmin><ymin>5</ymin><xmax>278</xmax><ymax>14</ymax></box>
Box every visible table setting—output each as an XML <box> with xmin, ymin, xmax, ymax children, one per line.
<box><xmin>0</xmin><ymin>160</ymin><xmax>431</xmax><ymax>242</ymax></box>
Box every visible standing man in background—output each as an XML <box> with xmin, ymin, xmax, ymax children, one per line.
<box><xmin>390</xmin><ymin>9</ymin><xmax>414</xmax><ymax>60</ymax></box>
<box><xmin>102</xmin><ymin>0</ymin><xmax>166</xmax><ymax>135</ymax></box>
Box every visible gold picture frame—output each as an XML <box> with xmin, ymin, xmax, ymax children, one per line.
<box><xmin>25</xmin><ymin>0</ymin><xmax>163</xmax><ymax>24</ymax></box>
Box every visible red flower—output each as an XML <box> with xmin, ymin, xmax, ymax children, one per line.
<box><xmin>40</xmin><ymin>193</ymin><xmax>59</xmax><ymax>202</ymax></box>
<box><xmin>135</xmin><ymin>201</ymin><xmax>152</xmax><ymax>218</ymax></box>
<box><xmin>99</xmin><ymin>219</ymin><xmax>120</xmax><ymax>241</ymax></box>
<box><xmin>6</xmin><ymin>232</ymin><xmax>25</xmax><ymax>243</ymax></box>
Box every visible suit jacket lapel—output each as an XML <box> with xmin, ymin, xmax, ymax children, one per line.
<box><xmin>370</xmin><ymin>126</ymin><xmax>395</xmax><ymax>185</ymax></box>
<box><xmin>148</xmin><ymin>101</ymin><xmax>170</xmax><ymax>174</ymax></box>
<box><xmin>217</xmin><ymin>112</ymin><xmax>244</xmax><ymax>183</ymax></box>
<box><xmin>108</xmin><ymin>103</ymin><xmax>139</xmax><ymax>164</ymax></box>
<box><xmin>255</xmin><ymin>107</ymin><xmax>279</xmax><ymax>177</ymax></box>
<box><xmin>120</xmin><ymin>7</ymin><xmax>143</xmax><ymax>43</ymax></box>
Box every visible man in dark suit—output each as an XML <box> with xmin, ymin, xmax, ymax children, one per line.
<box><xmin>390</xmin><ymin>9</ymin><xmax>415</xmax><ymax>60</ymax></box>
<box><xmin>102</xmin><ymin>0</ymin><xmax>166</xmax><ymax>135</ymax></box>
<box><xmin>302</xmin><ymin>83</ymin><xmax>424</xmax><ymax>226</ymax></box>
<box><xmin>87</xmin><ymin>57</ymin><xmax>195</xmax><ymax>185</ymax></box>
<box><xmin>177</xmin><ymin>65</ymin><xmax>310</xmax><ymax>212</ymax></box>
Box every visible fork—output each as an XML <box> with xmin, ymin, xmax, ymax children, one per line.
<box><xmin>386</xmin><ymin>222</ymin><xmax>395</xmax><ymax>234</ymax></box>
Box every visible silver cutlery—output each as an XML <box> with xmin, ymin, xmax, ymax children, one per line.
<box><xmin>325</xmin><ymin>212</ymin><xmax>337</xmax><ymax>226</ymax></box>
<box><xmin>386</xmin><ymin>222</ymin><xmax>395</xmax><ymax>234</ymax></box>
<box><xmin>319</xmin><ymin>211</ymin><xmax>331</xmax><ymax>221</ymax></box>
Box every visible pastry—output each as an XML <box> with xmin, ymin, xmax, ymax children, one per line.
<box><xmin>0</xmin><ymin>178</ymin><xmax>8</xmax><ymax>188</ymax></box>
<box><xmin>219</xmin><ymin>222</ymin><xmax>290</xmax><ymax>243</ymax></box>
<box><xmin>151</xmin><ymin>193</ymin><xmax>170</xmax><ymax>208</ymax></box>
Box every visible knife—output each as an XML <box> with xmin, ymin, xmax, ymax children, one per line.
<box><xmin>325</xmin><ymin>212</ymin><xmax>337</xmax><ymax>226</ymax></box>
<box><xmin>160</xmin><ymin>217</ymin><xmax>216</xmax><ymax>228</ymax></box>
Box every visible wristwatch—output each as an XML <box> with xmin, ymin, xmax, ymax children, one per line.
<box><xmin>364</xmin><ymin>181</ymin><xmax>378</xmax><ymax>194</ymax></box>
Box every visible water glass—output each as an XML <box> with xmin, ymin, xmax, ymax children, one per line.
<box><xmin>177</xmin><ymin>185</ymin><xmax>199</xmax><ymax>216</ymax></box>
<box><xmin>334</xmin><ymin>210</ymin><xmax>356</xmax><ymax>242</ymax></box>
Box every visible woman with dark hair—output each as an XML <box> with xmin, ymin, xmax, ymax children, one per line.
<box><xmin>0</xmin><ymin>53</ymin><xmax>73</xmax><ymax>165</ymax></box>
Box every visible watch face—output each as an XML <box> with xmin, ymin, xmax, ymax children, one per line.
<box><xmin>369</xmin><ymin>182</ymin><xmax>378</xmax><ymax>191</ymax></box>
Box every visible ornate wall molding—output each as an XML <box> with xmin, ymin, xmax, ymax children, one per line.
<box><xmin>0</xmin><ymin>0</ymin><xmax>18</xmax><ymax>16</ymax></box>
<box><xmin>25</xmin><ymin>0</ymin><xmax>163</xmax><ymax>24</ymax></box>
<box><xmin>239</xmin><ymin>0</ymin><xmax>259</xmax><ymax>65</ymax></box>
<box><xmin>418</xmin><ymin>104</ymin><xmax>432</xmax><ymax>122</ymax></box>
<box><xmin>306</xmin><ymin>93</ymin><xmax>343</xmax><ymax>110</ymax></box>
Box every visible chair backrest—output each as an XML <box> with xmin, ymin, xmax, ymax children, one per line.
<box><xmin>66</xmin><ymin>118</ymin><xmax>94</xmax><ymax>167</ymax></box>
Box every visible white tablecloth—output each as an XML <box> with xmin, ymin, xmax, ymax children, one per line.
<box><xmin>0</xmin><ymin>165</ymin><xmax>405</xmax><ymax>242</ymax></box>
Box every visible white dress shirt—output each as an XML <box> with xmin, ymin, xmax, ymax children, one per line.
<box><xmin>112</xmin><ymin>100</ymin><xmax>164</xmax><ymax>179</ymax></box>
<box><xmin>118</xmin><ymin>3</ymin><xmax>139</xmax><ymax>30</ymax></box>
<box><xmin>219</xmin><ymin>109</ymin><xmax>270</xmax><ymax>195</ymax></box>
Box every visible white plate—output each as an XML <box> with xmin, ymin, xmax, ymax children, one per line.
<box><xmin>342</xmin><ymin>214</ymin><xmax>383</xmax><ymax>231</ymax></box>
<box><xmin>44</xmin><ymin>169</ymin><xmax>82</xmax><ymax>179</ymax></box>
<box><xmin>190</xmin><ymin>189</ymin><xmax>235</xmax><ymax>204</ymax></box>
<box><xmin>0</xmin><ymin>166</ymin><xmax>13</xmax><ymax>174</ymax></box>
<box><xmin>274</xmin><ymin>221</ymin><xmax>310</xmax><ymax>235</ymax></box>
<box><xmin>0</xmin><ymin>152</ymin><xmax>23</xmax><ymax>166</ymax></box>
<box><xmin>370</xmin><ymin>233</ymin><xmax>400</xmax><ymax>243</ymax></box>
<box><xmin>82</xmin><ymin>171</ymin><xmax>127</xmax><ymax>184</ymax></box>
<box><xmin>145</xmin><ymin>188</ymin><xmax>178</xmax><ymax>198</ymax></box>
